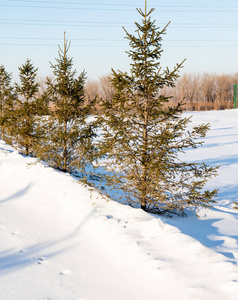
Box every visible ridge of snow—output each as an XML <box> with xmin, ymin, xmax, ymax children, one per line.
<box><xmin>0</xmin><ymin>109</ymin><xmax>238</xmax><ymax>299</ymax></box>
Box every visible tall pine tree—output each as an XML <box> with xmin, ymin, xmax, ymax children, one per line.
<box><xmin>15</xmin><ymin>59</ymin><xmax>39</xmax><ymax>155</ymax></box>
<box><xmin>0</xmin><ymin>65</ymin><xmax>16</xmax><ymax>142</ymax></box>
<box><xmin>98</xmin><ymin>1</ymin><xmax>218</xmax><ymax>214</ymax></box>
<box><xmin>35</xmin><ymin>33</ymin><xmax>95</xmax><ymax>173</ymax></box>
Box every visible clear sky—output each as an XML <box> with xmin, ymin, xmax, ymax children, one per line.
<box><xmin>1</xmin><ymin>0</ymin><xmax>238</xmax><ymax>82</ymax></box>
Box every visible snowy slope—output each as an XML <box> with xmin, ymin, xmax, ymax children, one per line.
<box><xmin>0</xmin><ymin>110</ymin><xmax>238</xmax><ymax>300</ymax></box>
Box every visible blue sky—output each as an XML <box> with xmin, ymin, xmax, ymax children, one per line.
<box><xmin>1</xmin><ymin>0</ymin><xmax>238</xmax><ymax>82</ymax></box>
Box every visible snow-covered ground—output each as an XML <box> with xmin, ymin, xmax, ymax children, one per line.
<box><xmin>0</xmin><ymin>109</ymin><xmax>238</xmax><ymax>300</ymax></box>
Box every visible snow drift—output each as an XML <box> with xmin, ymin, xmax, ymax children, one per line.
<box><xmin>0</xmin><ymin>110</ymin><xmax>238</xmax><ymax>300</ymax></box>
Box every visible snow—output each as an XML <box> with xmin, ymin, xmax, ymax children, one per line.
<box><xmin>0</xmin><ymin>109</ymin><xmax>238</xmax><ymax>300</ymax></box>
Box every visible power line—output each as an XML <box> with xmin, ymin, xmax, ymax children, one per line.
<box><xmin>2</xmin><ymin>19</ymin><xmax>238</xmax><ymax>26</ymax></box>
<box><xmin>8</xmin><ymin>0</ymin><xmax>147</xmax><ymax>7</ymax></box>
<box><xmin>1</xmin><ymin>4</ymin><xmax>238</xmax><ymax>12</ymax></box>
<box><xmin>1</xmin><ymin>5</ymin><xmax>134</xmax><ymax>11</ymax></box>
<box><xmin>7</xmin><ymin>0</ymin><xmax>238</xmax><ymax>8</ymax></box>
<box><xmin>0</xmin><ymin>22</ymin><xmax>128</xmax><ymax>28</ymax></box>
<box><xmin>0</xmin><ymin>24</ymin><xmax>237</xmax><ymax>29</ymax></box>
<box><xmin>1</xmin><ymin>37</ymin><xmax>238</xmax><ymax>43</ymax></box>
<box><xmin>0</xmin><ymin>19</ymin><xmax>132</xmax><ymax>24</ymax></box>
<box><xmin>1</xmin><ymin>43</ymin><xmax>238</xmax><ymax>48</ymax></box>
<box><xmin>0</xmin><ymin>18</ymin><xmax>132</xmax><ymax>25</ymax></box>
<box><xmin>0</xmin><ymin>37</ymin><xmax>123</xmax><ymax>41</ymax></box>
<box><xmin>1</xmin><ymin>20</ymin><xmax>238</xmax><ymax>28</ymax></box>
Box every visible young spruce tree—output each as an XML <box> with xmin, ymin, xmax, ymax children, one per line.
<box><xmin>98</xmin><ymin>1</ymin><xmax>218</xmax><ymax>214</ymax></box>
<box><xmin>15</xmin><ymin>59</ymin><xmax>39</xmax><ymax>155</ymax></box>
<box><xmin>0</xmin><ymin>65</ymin><xmax>16</xmax><ymax>142</ymax></box>
<box><xmin>36</xmin><ymin>33</ymin><xmax>95</xmax><ymax>173</ymax></box>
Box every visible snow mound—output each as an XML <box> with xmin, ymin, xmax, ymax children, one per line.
<box><xmin>0</xmin><ymin>110</ymin><xmax>238</xmax><ymax>299</ymax></box>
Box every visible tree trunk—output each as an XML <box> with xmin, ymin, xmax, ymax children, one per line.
<box><xmin>141</xmin><ymin>7</ymin><xmax>149</xmax><ymax>210</ymax></box>
<box><xmin>141</xmin><ymin>203</ymin><xmax>147</xmax><ymax>211</ymax></box>
<box><xmin>63</xmin><ymin>120</ymin><xmax>67</xmax><ymax>172</ymax></box>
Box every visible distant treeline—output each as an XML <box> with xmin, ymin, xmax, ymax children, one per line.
<box><xmin>84</xmin><ymin>72</ymin><xmax>238</xmax><ymax>111</ymax></box>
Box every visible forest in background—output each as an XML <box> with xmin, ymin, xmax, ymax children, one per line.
<box><xmin>84</xmin><ymin>72</ymin><xmax>238</xmax><ymax>111</ymax></box>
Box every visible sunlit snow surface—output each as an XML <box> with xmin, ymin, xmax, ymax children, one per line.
<box><xmin>0</xmin><ymin>110</ymin><xmax>238</xmax><ymax>300</ymax></box>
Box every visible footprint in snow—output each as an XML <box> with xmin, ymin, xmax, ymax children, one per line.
<box><xmin>37</xmin><ymin>257</ymin><xmax>47</xmax><ymax>264</ymax></box>
<box><xmin>106</xmin><ymin>215</ymin><xmax>113</xmax><ymax>219</ymax></box>
<box><xmin>59</xmin><ymin>269</ymin><xmax>72</xmax><ymax>275</ymax></box>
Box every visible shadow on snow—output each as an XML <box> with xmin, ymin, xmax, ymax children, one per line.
<box><xmin>0</xmin><ymin>209</ymin><xmax>95</xmax><ymax>275</ymax></box>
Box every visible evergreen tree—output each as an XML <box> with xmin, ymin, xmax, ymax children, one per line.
<box><xmin>15</xmin><ymin>59</ymin><xmax>39</xmax><ymax>155</ymax></box>
<box><xmin>0</xmin><ymin>65</ymin><xmax>16</xmax><ymax>142</ymax></box>
<box><xmin>98</xmin><ymin>1</ymin><xmax>218</xmax><ymax>214</ymax></box>
<box><xmin>35</xmin><ymin>33</ymin><xmax>95</xmax><ymax>173</ymax></box>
